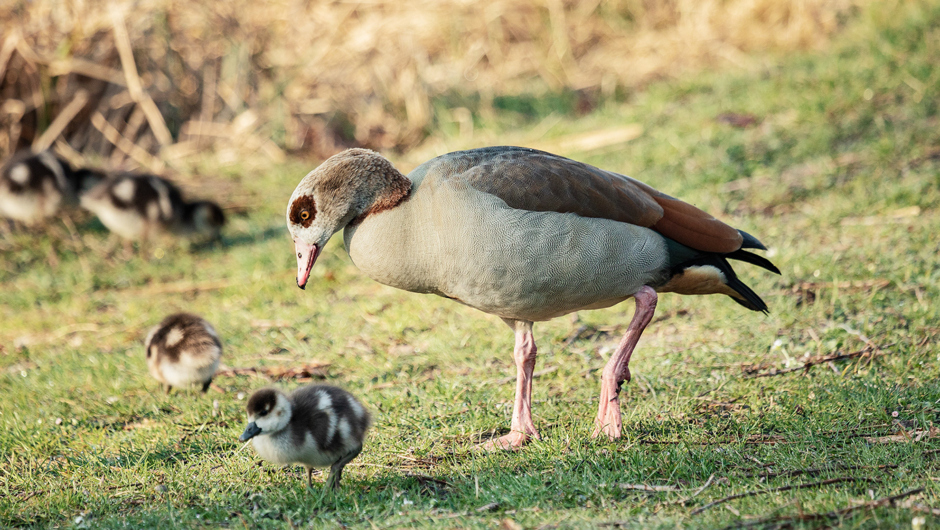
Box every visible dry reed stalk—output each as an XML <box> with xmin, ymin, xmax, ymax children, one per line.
<box><xmin>33</xmin><ymin>89</ymin><xmax>89</xmax><ymax>152</ymax></box>
<box><xmin>90</xmin><ymin>111</ymin><xmax>163</xmax><ymax>172</ymax></box>
<box><xmin>1</xmin><ymin>0</ymin><xmax>865</xmax><ymax>167</ymax></box>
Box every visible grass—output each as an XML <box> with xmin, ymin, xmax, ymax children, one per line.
<box><xmin>1</xmin><ymin>1</ymin><xmax>939</xmax><ymax>528</ymax></box>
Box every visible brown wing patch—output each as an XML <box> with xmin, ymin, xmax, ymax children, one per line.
<box><xmin>448</xmin><ymin>147</ymin><xmax>743</xmax><ymax>253</ymax></box>
<box><xmin>650</xmin><ymin>195</ymin><xmax>743</xmax><ymax>254</ymax></box>
<box><xmin>289</xmin><ymin>195</ymin><xmax>316</xmax><ymax>228</ymax></box>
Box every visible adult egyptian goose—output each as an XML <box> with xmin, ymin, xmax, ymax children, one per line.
<box><xmin>144</xmin><ymin>313</ymin><xmax>222</xmax><ymax>393</ymax></box>
<box><xmin>238</xmin><ymin>385</ymin><xmax>371</xmax><ymax>489</ymax></box>
<box><xmin>0</xmin><ymin>150</ymin><xmax>104</xmax><ymax>225</ymax></box>
<box><xmin>80</xmin><ymin>173</ymin><xmax>225</xmax><ymax>243</ymax></box>
<box><xmin>286</xmin><ymin>146</ymin><xmax>779</xmax><ymax>449</ymax></box>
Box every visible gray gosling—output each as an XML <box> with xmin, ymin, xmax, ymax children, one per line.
<box><xmin>238</xmin><ymin>385</ymin><xmax>371</xmax><ymax>490</ymax></box>
<box><xmin>0</xmin><ymin>149</ymin><xmax>104</xmax><ymax>225</ymax></box>
<box><xmin>80</xmin><ymin>173</ymin><xmax>225</xmax><ymax>243</ymax></box>
<box><xmin>144</xmin><ymin>313</ymin><xmax>222</xmax><ymax>394</ymax></box>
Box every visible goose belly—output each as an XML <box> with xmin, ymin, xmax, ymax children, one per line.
<box><xmin>346</xmin><ymin>183</ymin><xmax>669</xmax><ymax>321</ymax></box>
<box><xmin>158</xmin><ymin>353</ymin><xmax>220</xmax><ymax>388</ymax></box>
<box><xmin>252</xmin><ymin>431</ymin><xmax>339</xmax><ymax>468</ymax></box>
<box><xmin>0</xmin><ymin>187</ymin><xmax>63</xmax><ymax>223</ymax></box>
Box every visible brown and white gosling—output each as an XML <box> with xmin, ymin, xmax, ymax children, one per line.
<box><xmin>80</xmin><ymin>173</ymin><xmax>225</xmax><ymax>243</ymax></box>
<box><xmin>238</xmin><ymin>385</ymin><xmax>371</xmax><ymax>490</ymax></box>
<box><xmin>0</xmin><ymin>149</ymin><xmax>104</xmax><ymax>225</ymax></box>
<box><xmin>144</xmin><ymin>313</ymin><xmax>222</xmax><ymax>393</ymax></box>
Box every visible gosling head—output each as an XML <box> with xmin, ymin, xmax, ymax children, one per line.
<box><xmin>182</xmin><ymin>200</ymin><xmax>226</xmax><ymax>240</ymax></box>
<box><xmin>239</xmin><ymin>388</ymin><xmax>292</xmax><ymax>442</ymax></box>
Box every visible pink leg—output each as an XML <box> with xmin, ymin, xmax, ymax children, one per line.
<box><xmin>592</xmin><ymin>286</ymin><xmax>658</xmax><ymax>440</ymax></box>
<box><xmin>485</xmin><ymin>319</ymin><xmax>540</xmax><ymax>450</ymax></box>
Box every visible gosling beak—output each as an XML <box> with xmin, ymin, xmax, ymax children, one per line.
<box><xmin>239</xmin><ymin>422</ymin><xmax>262</xmax><ymax>442</ymax></box>
<box><xmin>295</xmin><ymin>241</ymin><xmax>320</xmax><ymax>290</ymax></box>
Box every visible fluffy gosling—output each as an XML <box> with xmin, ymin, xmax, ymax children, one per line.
<box><xmin>144</xmin><ymin>313</ymin><xmax>222</xmax><ymax>393</ymax></box>
<box><xmin>238</xmin><ymin>385</ymin><xmax>371</xmax><ymax>490</ymax></box>
<box><xmin>0</xmin><ymin>149</ymin><xmax>103</xmax><ymax>225</ymax></box>
<box><xmin>80</xmin><ymin>173</ymin><xmax>225</xmax><ymax>243</ymax></box>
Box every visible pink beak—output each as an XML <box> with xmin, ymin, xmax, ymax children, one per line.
<box><xmin>295</xmin><ymin>241</ymin><xmax>321</xmax><ymax>289</ymax></box>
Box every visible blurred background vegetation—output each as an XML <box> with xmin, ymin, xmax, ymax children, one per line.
<box><xmin>2</xmin><ymin>0</ymin><xmax>861</xmax><ymax>171</ymax></box>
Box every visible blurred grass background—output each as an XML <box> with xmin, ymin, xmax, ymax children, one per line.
<box><xmin>1</xmin><ymin>0</ymin><xmax>939</xmax><ymax>529</ymax></box>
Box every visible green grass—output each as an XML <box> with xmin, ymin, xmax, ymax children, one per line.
<box><xmin>2</xmin><ymin>2</ymin><xmax>939</xmax><ymax>528</ymax></box>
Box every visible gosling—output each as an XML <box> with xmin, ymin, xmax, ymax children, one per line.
<box><xmin>80</xmin><ymin>173</ymin><xmax>225</xmax><ymax>243</ymax></box>
<box><xmin>0</xmin><ymin>149</ymin><xmax>103</xmax><ymax>225</ymax></box>
<box><xmin>238</xmin><ymin>385</ymin><xmax>371</xmax><ymax>490</ymax></box>
<box><xmin>144</xmin><ymin>313</ymin><xmax>222</xmax><ymax>393</ymax></box>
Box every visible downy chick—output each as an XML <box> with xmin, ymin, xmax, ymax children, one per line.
<box><xmin>0</xmin><ymin>150</ymin><xmax>103</xmax><ymax>224</ymax></box>
<box><xmin>81</xmin><ymin>173</ymin><xmax>184</xmax><ymax>241</ymax></box>
<box><xmin>81</xmin><ymin>173</ymin><xmax>225</xmax><ymax>243</ymax></box>
<box><xmin>178</xmin><ymin>200</ymin><xmax>226</xmax><ymax>242</ymax></box>
<box><xmin>238</xmin><ymin>385</ymin><xmax>371</xmax><ymax>490</ymax></box>
<box><xmin>144</xmin><ymin>313</ymin><xmax>222</xmax><ymax>393</ymax></box>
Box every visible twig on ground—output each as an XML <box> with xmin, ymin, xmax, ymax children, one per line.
<box><xmin>106</xmin><ymin>482</ymin><xmax>143</xmax><ymax>490</ymax></box>
<box><xmin>745</xmin><ymin>455</ymin><xmax>771</xmax><ymax>467</ymax></box>
<box><xmin>640</xmin><ymin>434</ymin><xmax>789</xmax><ymax>445</ymax></box>
<box><xmin>405</xmin><ymin>473</ymin><xmax>452</xmax><ymax>488</ymax></box>
<box><xmin>719</xmin><ymin>488</ymin><xmax>924</xmax><ymax>529</ymax></box>
<box><xmin>670</xmin><ymin>474</ymin><xmax>718</xmax><ymax>507</ymax></box>
<box><xmin>216</xmin><ymin>363</ymin><xmax>330</xmax><ymax>381</ymax></box>
<box><xmin>691</xmin><ymin>474</ymin><xmax>717</xmax><ymax>498</ymax></box>
<box><xmin>743</xmin><ymin>343</ymin><xmax>896</xmax><ymax>378</ymax></box>
<box><xmin>745</xmin><ymin>464</ymin><xmax>898</xmax><ymax>479</ymax></box>
<box><xmin>598</xmin><ymin>483</ymin><xmax>680</xmax><ymax>492</ymax></box>
<box><xmin>691</xmin><ymin>477</ymin><xmax>878</xmax><ymax>516</ymax></box>
<box><xmin>17</xmin><ymin>490</ymin><xmax>43</xmax><ymax>502</ymax></box>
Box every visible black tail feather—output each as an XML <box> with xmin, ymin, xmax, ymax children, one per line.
<box><xmin>726</xmin><ymin>249</ymin><xmax>781</xmax><ymax>275</ymax></box>
<box><xmin>738</xmin><ymin>229</ymin><xmax>768</xmax><ymax>250</ymax></box>
<box><xmin>724</xmin><ymin>269</ymin><xmax>769</xmax><ymax>314</ymax></box>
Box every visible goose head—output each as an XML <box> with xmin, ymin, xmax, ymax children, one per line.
<box><xmin>239</xmin><ymin>388</ymin><xmax>292</xmax><ymax>442</ymax></box>
<box><xmin>286</xmin><ymin>148</ymin><xmax>411</xmax><ymax>289</ymax></box>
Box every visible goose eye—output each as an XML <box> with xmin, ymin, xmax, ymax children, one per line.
<box><xmin>300</xmin><ymin>210</ymin><xmax>309</xmax><ymax>220</ymax></box>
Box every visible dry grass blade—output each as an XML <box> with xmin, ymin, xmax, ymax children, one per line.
<box><xmin>0</xmin><ymin>34</ymin><xmax>19</xmax><ymax>84</ymax></box>
<box><xmin>745</xmin><ymin>464</ymin><xmax>898</xmax><ymax>479</ymax></box>
<box><xmin>216</xmin><ymin>363</ymin><xmax>331</xmax><ymax>382</ymax></box>
<box><xmin>599</xmin><ymin>483</ymin><xmax>681</xmax><ymax>492</ymax></box>
<box><xmin>864</xmin><ymin>426</ymin><xmax>939</xmax><ymax>444</ymax></box>
<box><xmin>33</xmin><ymin>89</ymin><xmax>88</xmax><ymax>151</ymax></box>
<box><xmin>405</xmin><ymin>473</ymin><xmax>452</xmax><ymax>488</ymax></box>
<box><xmin>720</xmin><ymin>488</ymin><xmax>925</xmax><ymax>530</ymax></box>
<box><xmin>742</xmin><ymin>344</ymin><xmax>896</xmax><ymax>378</ymax></box>
<box><xmin>90</xmin><ymin>111</ymin><xmax>162</xmax><ymax>172</ymax></box>
<box><xmin>691</xmin><ymin>477</ymin><xmax>879</xmax><ymax>516</ymax></box>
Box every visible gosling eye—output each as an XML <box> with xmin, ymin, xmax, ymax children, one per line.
<box><xmin>300</xmin><ymin>210</ymin><xmax>309</xmax><ymax>220</ymax></box>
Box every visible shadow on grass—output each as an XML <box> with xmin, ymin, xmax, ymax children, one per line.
<box><xmin>214</xmin><ymin>224</ymin><xmax>285</xmax><ymax>251</ymax></box>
